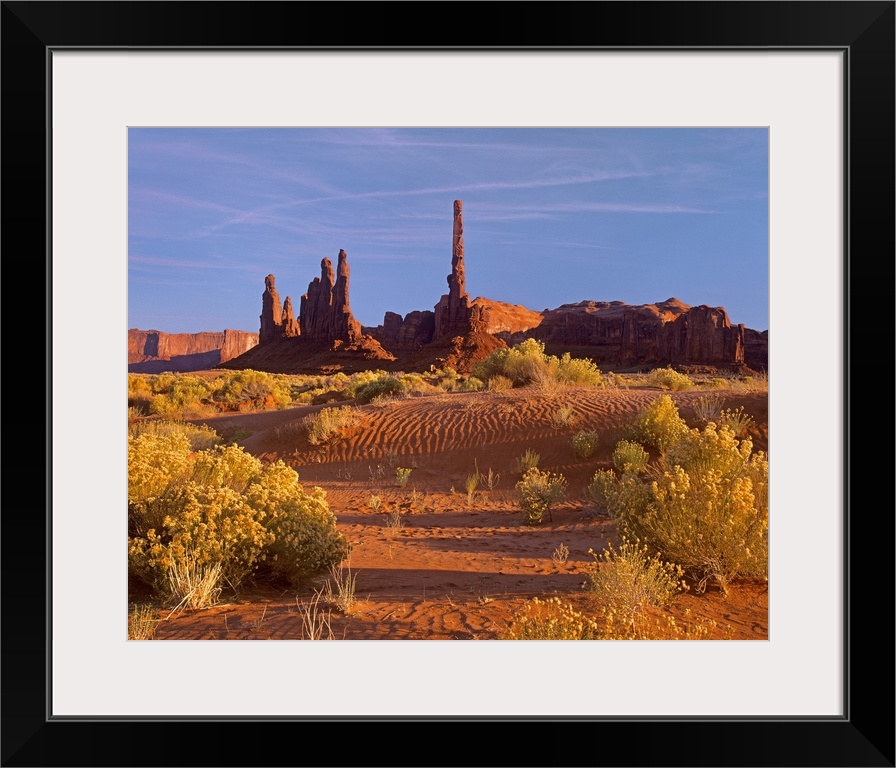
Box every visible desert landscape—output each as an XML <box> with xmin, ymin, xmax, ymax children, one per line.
<box><xmin>128</xmin><ymin>366</ymin><xmax>768</xmax><ymax>641</ymax></box>
<box><xmin>128</xmin><ymin>131</ymin><xmax>769</xmax><ymax>643</ymax></box>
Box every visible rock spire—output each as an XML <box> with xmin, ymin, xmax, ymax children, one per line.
<box><xmin>434</xmin><ymin>200</ymin><xmax>490</xmax><ymax>338</ymax></box>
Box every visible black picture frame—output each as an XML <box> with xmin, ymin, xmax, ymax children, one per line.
<box><xmin>4</xmin><ymin>2</ymin><xmax>893</xmax><ymax>766</ymax></box>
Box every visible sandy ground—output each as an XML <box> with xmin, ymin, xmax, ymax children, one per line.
<box><xmin>136</xmin><ymin>385</ymin><xmax>769</xmax><ymax>641</ymax></box>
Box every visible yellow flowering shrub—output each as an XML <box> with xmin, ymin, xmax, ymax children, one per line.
<box><xmin>472</xmin><ymin>340</ymin><xmax>602</xmax><ymax>388</ymax></box>
<box><xmin>628</xmin><ymin>394</ymin><xmax>689</xmax><ymax>454</ymax></box>
<box><xmin>128</xmin><ymin>436</ymin><xmax>348</xmax><ymax>604</ymax></box>
<box><xmin>587</xmin><ymin>538</ymin><xmax>688</xmax><ymax>622</ymax></box>
<box><xmin>246</xmin><ymin>461</ymin><xmax>348</xmax><ymax>586</ymax></box>
<box><xmin>607</xmin><ymin>423</ymin><xmax>768</xmax><ymax>594</ymax></box>
<box><xmin>189</xmin><ymin>443</ymin><xmax>264</xmax><ymax>492</ymax></box>
<box><xmin>128</xmin><ymin>482</ymin><xmax>273</xmax><ymax>597</ymax></box>
<box><xmin>502</xmin><ymin>597</ymin><xmax>728</xmax><ymax>640</ymax></box>
<box><xmin>647</xmin><ymin>367</ymin><xmax>693</xmax><ymax>391</ymax></box>
<box><xmin>129</xmin><ymin>419</ymin><xmax>221</xmax><ymax>451</ymax></box>
<box><xmin>501</xmin><ymin>597</ymin><xmax>599</xmax><ymax>639</ymax></box>
<box><xmin>612</xmin><ymin>440</ymin><xmax>650</xmax><ymax>473</ymax></box>
<box><xmin>208</xmin><ymin>369</ymin><xmax>294</xmax><ymax>411</ymax></box>
<box><xmin>128</xmin><ymin>432</ymin><xmax>192</xmax><ymax>505</ymax></box>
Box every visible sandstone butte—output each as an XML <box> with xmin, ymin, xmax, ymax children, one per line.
<box><xmin>131</xmin><ymin>200</ymin><xmax>768</xmax><ymax>375</ymax></box>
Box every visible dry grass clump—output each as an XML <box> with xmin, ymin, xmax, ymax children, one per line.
<box><xmin>321</xmin><ymin>560</ymin><xmax>358</xmax><ymax>615</ymax></box>
<box><xmin>550</xmin><ymin>406</ymin><xmax>577</xmax><ymax>430</ymax></box>
<box><xmin>487</xmin><ymin>374</ymin><xmax>513</xmax><ymax>392</ymax></box>
<box><xmin>551</xmin><ymin>542</ymin><xmax>570</xmax><ymax>565</ymax></box>
<box><xmin>297</xmin><ymin>591</ymin><xmax>335</xmax><ymax>640</ymax></box>
<box><xmin>514</xmin><ymin>449</ymin><xmax>541</xmax><ymax>474</ymax></box>
<box><xmin>303</xmin><ymin>405</ymin><xmax>358</xmax><ymax>445</ymax></box>
<box><xmin>382</xmin><ymin>505</ymin><xmax>404</xmax><ymax>536</ymax></box>
<box><xmin>127</xmin><ymin>603</ymin><xmax>158</xmax><ymax>640</ymax></box>
<box><xmin>464</xmin><ymin>470</ymin><xmax>479</xmax><ymax>505</ymax></box>
<box><xmin>692</xmin><ymin>393</ymin><xmax>725</xmax><ymax>423</ymax></box>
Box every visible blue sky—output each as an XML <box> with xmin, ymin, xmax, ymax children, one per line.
<box><xmin>128</xmin><ymin>128</ymin><xmax>769</xmax><ymax>335</ymax></box>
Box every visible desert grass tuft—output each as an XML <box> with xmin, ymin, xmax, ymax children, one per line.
<box><xmin>127</xmin><ymin>603</ymin><xmax>158</xmax><ymax>640</ymax></box>
<box><xmin>322</xmin><ymin>560</ymin><xmax>359</xmax><ymax>615</ymax></box>
<box><xmin>514</xmin><ymin>449</ymin><xmax>541</xmax><ymax>474</ymax></box>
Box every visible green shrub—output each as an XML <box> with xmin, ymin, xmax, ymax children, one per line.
<box><xmin>353</xmin><ymin>375</ymin><xmax>406</xmax><ymax>404</ymax></box>
<box><xmin>473</xmin><ymin>340</ymin><xmax>601</xmax><ymax>389</ymax></box>
<box><xmin>395</xmin><ymin>467</ymin><xmax>413</xmax><ymax>487</ymax></box>
<box><xmin>584</xmin><ymin>469</ymin><xmax>617</xmax><ymax>512</ymax></box>
<box><xmin>128</xmin><ymin>432</ymin><xmax>193</xmax><ymax>507</ymax></box>
<box><xmin>246</xmin><ymin>462</ymin><xmax>348</xmax><ymax>587</ymax></box>
<box><xmin>211</xmin><ymin>369</ymin><xmax>293</xmax><ymax>411</ymax></box>
<box><xmin>571</xmin><ymin>430</ymin><xmax>600</xmax><ymax>460</ymax></box>
<box><xmin>459</xmin><ymin>376</ymin><xmax>485</xmax><ymax>392</ymax></box>
<box><xmin>514</xmin><ymin>449</ymin><xmax>540</xmax><ymax>473</ymax></box>
<box><xmin>587</xmin><ymin>538</ymin><xmax>688</xmax><ymax>622</ymax></box>
<box><xmin>516</xmin><ymin>467</ymin><xmax>567</xmax><ymax>525</ymax></box>
<box><xmin>612</xmin><ymin>440</ymin><xmax>650</xmax><ymax>473</ymax></box>
<box><xmin>147</xmin><ymin>374</ymin><xmax>214</xmax><ymax>418</ymax></box>
<box><xmin>303</xmin><ymin>406</ymin><xmax>358</xmax><ymax>445</ymax></box>
<box><xmin>628</xmin><ymin>395</ymin><xmax>689</xmax><ymax>454</ymax></box>
<box><xmin>555</xmin><ymin>353</ymin><xmax>602</xmax><ymax>387</ymax></box>
<box><xmin>648</xmin><ymin>367</ymin><xmax>693</xmax><ymax>391</ymax></box>
<box><xmin>604</xmin><ymin>423</ymin><xmax>768</xmax><ymax>594</ymax></box>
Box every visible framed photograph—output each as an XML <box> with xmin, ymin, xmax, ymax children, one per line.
<box><xmin>6</xmin><ymin>2</ymin><xmax>892</xmax><ymax>765</ymax></box>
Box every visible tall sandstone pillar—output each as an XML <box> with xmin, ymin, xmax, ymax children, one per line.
<box><xmin>259</xmin><ymin>274</ymin><xmax>283</xmax><ymax>344</ymax></box>
<box><xmin>331</xmin><ymin>249</ymin><xmax>362</xmax><ymax>343</ymax></box>
<box><xmin>434</xmin><ymin>200</ymin><xmax>488</xmax><ymax>338</ymax></box>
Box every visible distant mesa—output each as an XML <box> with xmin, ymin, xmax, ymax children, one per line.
<box><xmin>486</xmin><ymin>298</ymin><xmax>748</xmax><ymax>370</ymax></box>
<box><xmin>144</xmin><ymin>199</ymin><xmax>766</xmax><ymax>376</ymax></box>
<box><xmin>128</xmin><ymin>329</ymin><xmax>258</xmax><ymax>373</ymax></box>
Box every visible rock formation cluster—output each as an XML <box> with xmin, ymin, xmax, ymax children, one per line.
<box><xmin>216</xmin><ymin>199</ymin><xmax>763</xmax><ymax>375</ymax></box>
<box><xmin>259</xmin><ymin>274</ymin><xmax>299</xmax><ymax>344</ymax></box>
<box><xmin>261</xmin><ymin>250</ymin><xmax>365</xmax><ymax>346</ymax></box>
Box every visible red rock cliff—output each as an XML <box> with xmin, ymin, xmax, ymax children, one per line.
<box><xmin>128</xmin><ymin>329</ymin><xmax>259</xmax><ymax>373</ymax></box>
